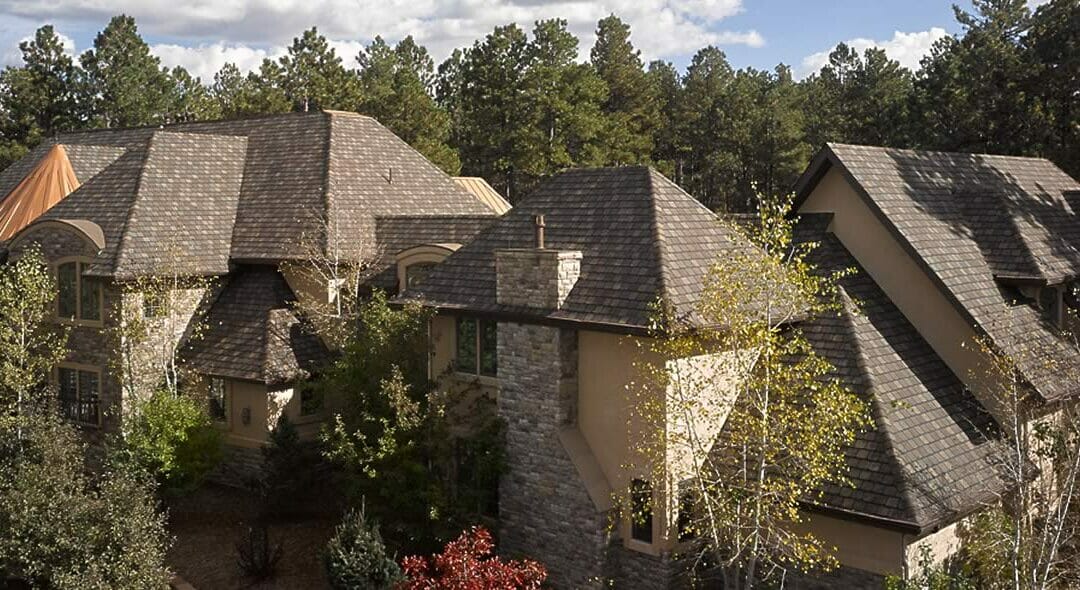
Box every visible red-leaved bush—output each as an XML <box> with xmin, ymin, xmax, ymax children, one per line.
<box><xmin>398</xmin><ymin>526</ymin><xmax>547</xmax><ymax>589</ymax></box>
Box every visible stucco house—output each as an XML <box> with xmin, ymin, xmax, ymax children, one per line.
<box><xmin>401</xmin><ymin>148</ymin><xmax>1080</xmax><ymax>587</ymax></box>
<box><xmin>0</xmin><ymin>110</ymin><xmax>504</xmax><ymax>476</ymax></box>
<box><xmin>3</xmin><ymin>106</ymin><xmax>1080</xmax><ymax>589</ymax></box>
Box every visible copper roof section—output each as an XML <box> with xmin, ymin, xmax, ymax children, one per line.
<box><xmin>453</xmin><ymin>176</ymin><xmax>512</xmax><ymax>215</ymax></box>
<box><xmin>0</xmin><ymin>144</ymin><xmax>80</xmax><ymax>241</ymax></box>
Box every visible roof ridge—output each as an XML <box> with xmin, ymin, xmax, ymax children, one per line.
<box><xmin>826</xmin><ymin>141</ymin><xmax>1057</xmax><ymax>164</ymax></box>
<box><xmin>646</xmin><ymin>168</ymin><xmax>677</xmax><ymax>316</ymax></box>
<box><xmin>110</xmin><ymin>133</ymin><xmax>157</xmax><ymax>276</ymax></box>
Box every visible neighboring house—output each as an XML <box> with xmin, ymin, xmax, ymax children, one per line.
<box><xmin>0</xmin><ymin>110</ymin><xmax>503</xmax><ymax>478</ymax></box>
<box><xmin>402</xmin><ymin>149</ymin><xmax>1080</xmax><ymax>588</ymax></box>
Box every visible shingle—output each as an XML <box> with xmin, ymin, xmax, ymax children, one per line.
<box><xmin>797</xmin><ymin>215</ymin><xmax>1008</xmax><ymax>530</ymax></box>
<box><xmin>816</xmin><ymin>144</ymin><xmax>1080</xmax><ymax>403</ymax></box>
<box><xmin>183</xmin><ymin>265</ymin><xmax>330</xmax><ymax>384</ymax></box>
<box><xmin>405</xmin><ymin>166</ymin><xmax>753</xmax><ymax>330</ymax></box>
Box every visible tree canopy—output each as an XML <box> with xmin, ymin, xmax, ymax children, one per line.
<box><xmin>0</xmin><ymin>1</ymin><xmax>1077</xmax><ymax>205</ymax></box>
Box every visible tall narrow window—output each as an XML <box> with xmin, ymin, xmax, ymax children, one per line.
<box><xmin>456</xmin><ymin>317</ymin><xmax>478</xmax><ymax>374</ymax></box>
<box><xmin>208</xmin><ymin>377</ymin><xmax>228</xmax><ymax>422</ymax></box>
<box><xmin>630</xmin><ymin>478</ymin><xmax>654</xmax><ymax>543</ymax></box>
<box><xmin>58</xmin><ymin>365</ymin><xmax>100</xmax><ymax>426</ymax></box>
<box><xmin>480</xmin><ymin>320</ymin><xmax>498</xmax><ymax>377</ymax></box>
<box><xmin>455</xmin><ymin>317</ymin><xmax>498</xmax><ymax>377</ymax></box>
<box><xmin>80</xmin><ymin>275</ymin><xmax>101</xmax><ymax>321</ymax></box>
<box><xmin>57</xmin><ymin>262</ymin><xmax>77</xmax><ymax>319</ymax></box>
<box><xmin>299</xmin><ymin>383</ymin><xmax>322</xmax><ymax>417</ymax></box>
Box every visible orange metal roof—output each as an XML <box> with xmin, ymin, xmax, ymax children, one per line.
<box><xmin>0</xmin><ymin>144</ymin><xmax>80</xmax><ymax>241</ymax></box>
<box><xmin>453</xmin><ymin>176</ymin><xmax>511</xmax><ymax>215</ymax></box>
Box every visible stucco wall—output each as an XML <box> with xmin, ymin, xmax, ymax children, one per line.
<box><xmin>800</xmin><ymin>167</ymin><xmax>1004</xmax><ymax>418</ymax></box>
<box><xmin>800</xmin><ymin>513</ymin><xmax>906</xmax><ymax>575</ymax></box>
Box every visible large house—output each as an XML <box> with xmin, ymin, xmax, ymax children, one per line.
<box><xmin>403</xmin><ymin>149</ymin><xmax>1080</xmax><ymax>588</ymax></box>
<box><xmin>1</xmin><ymin>109</ymin><xmax>1079</xmax><ymax>588</ymax></box>
<box><xmin>0</xmin><ymin>110</ymin><xmax>504</xmax><ymax>475</ymax></box>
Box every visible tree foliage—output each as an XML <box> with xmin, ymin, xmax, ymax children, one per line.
<box><xmin>323</xmin><ymin>505</ymin><xmax>403</xmax><ymax>590</ymax></box>
<box><xmin>113</xmin><ymin>389</ymin><xmax>224</xmax><ymax>494</ymax></box>
<box><xmin>630</xmin><ymin>194</ymin><xmax>869</xmax><ymax>587</ymax></box>
<box><xmin>0</xmin><ymin>412</ymin><xmax>171</xmax><ymax>589</ymax></box>
<box><xmin>0</xmin><ymin>246</ymin><xmax>68</xmax><ymax>421</ymax></box>
<box><xmin>399</xmin><ymin>526</ymin><xmax>546</xmax><ymax>589</ymax></box>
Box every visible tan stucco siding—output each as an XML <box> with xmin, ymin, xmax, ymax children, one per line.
<box><xmin>800</xmin><ymin>167</ymin><xmax>1002</xmax><ymax>416</ymax></box>
<box><xmin>801</xmin><ymin>513</ymin><xmax>906</xmax><ymax>575</ymax></box>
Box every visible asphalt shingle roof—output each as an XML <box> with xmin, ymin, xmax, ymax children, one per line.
<box><xmin>406</xmin><ymin>166</ymin><xmax>754</xmax><ymax>330</ymax></box>
<box><xmin>8</xmin><ymin>111</ymin><xmax>497</xmax><ymax>275</ymax></box>
<box><xmin>796</xmin><ymin>214</ymin><xmax>1008</xmax><ymax>532</ymax></box>
<box><xmin>184</xmin><ymin>265</ymin><xmax>329</xmax><ymax>385</ymax></box>
<box><xmin>797</xmin><ymin>143</ymin><xmax>1080</xmax><ymax>402</ymax></box>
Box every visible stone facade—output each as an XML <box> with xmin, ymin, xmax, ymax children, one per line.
<box><xmin>495</xmin><ymin>248</ymin><xmax>581</xmax><ymax>310</ymax></box>
<box><xmin>497</xmin><ymin>322</ymin><xmax>612</xmax><ymax>588</ymax></box>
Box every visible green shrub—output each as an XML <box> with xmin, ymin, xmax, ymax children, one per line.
<box><xmin>324</xmin><ymin>506</ymin><xmax>402</xmax><ymax>590</ymax></box>
<box><xmin>0</xmin><ymin>413</ymin><xmax>171</xmax><ymax>589</ymax></box>
<box><xmin>116</xmin><ymin>390</ymin><xmax>223</xmax><ymax>493</ymax></box>
<box><xmin>260</xmin><ymin>414</ymin><xmax>321</xmax><ymax>516</ymax></box>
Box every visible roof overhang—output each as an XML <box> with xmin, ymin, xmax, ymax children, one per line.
<box><xmin>9</xmin><ymin>218</ymin><xmax>106</xmax><ymax>252</ymax></box>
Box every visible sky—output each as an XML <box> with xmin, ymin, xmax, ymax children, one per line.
<box><xmin>0</xmin><ymin>0</ymin><xmax>1050</xmax><ymax>82</ymax></box>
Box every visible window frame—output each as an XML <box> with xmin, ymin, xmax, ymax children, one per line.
<box><xmin>208</xmin><ymin>376</ymin><xmax>230</xmax><ymax>425</ymax></box>
<box><xmin>298</xmin><ymin>382</ymin><xmax>323</xmax><ymax>420</ymax></box>
<box><xmin>628</xmin><ymin>478</ymin><xmax>655</xmax><ymax>546</ymax></box>
<box><xmin>54</xmin><ymin>257</ymin><xmax>103</xmax><ymax>326</ymax></box>
<box><xmin>56</xmin><ymin>363</ymin><xmax>102</xmax><ymax>428</ymax></box>
<box><xmin>454</xmin><ymin>316</ymin><xmax>498</xmax><ymax>379</ymax></box>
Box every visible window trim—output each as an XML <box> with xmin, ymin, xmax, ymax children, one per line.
<box><xmin>54</xmin><ymin>256</ymin><xmax>103</xmax><ymax>327</ymax></box>
<box><xmin>56</xmin><ymin>362</ymin><xmax>102</xmax><ymax>428</ymax></box>
<box><xmin>454</xmin><ymin>316</ymin><xmax>498</xmax><ymax>380</ymax></box>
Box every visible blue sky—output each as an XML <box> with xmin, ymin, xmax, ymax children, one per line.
<box><xmin>0</xmin><ymin>1</ymin><xmax>1017</xmax><ymax>82</ymax></box>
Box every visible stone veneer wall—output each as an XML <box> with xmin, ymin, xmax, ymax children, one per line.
<box><xmin>497</xmin><ymin>322</ymin><xmax>612</xmax><ymax>588</ymax></box>
<box><xmin>495</xmin><ymin>249</ymin><xmax>581</xmax><ymax>310</ymax></box>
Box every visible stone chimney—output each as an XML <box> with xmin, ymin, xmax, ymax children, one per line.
<box><xmin>495</xmin><ymin>214</ymin><xmax>581</xmax><ymax>309</ymax></box>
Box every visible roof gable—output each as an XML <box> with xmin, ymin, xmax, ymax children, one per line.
<box><xmin>795</xmin><ymin>143</ymin><xmax>1080</xmax><ymax>403</ymax></box>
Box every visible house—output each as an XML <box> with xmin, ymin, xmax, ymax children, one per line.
<box><xmin>0</xmin><ymin>110</ymin><xmax>503</xmax><ymax>478</ymax></box>
<box><xmin>402</xmin><ymin>148</ymin><xmax>1080</xmax><ymax>588</ymax></box>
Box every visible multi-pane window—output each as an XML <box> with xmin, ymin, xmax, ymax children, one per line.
<box><xmin>56</xmin><ymin>261</ymin><xmax>101</xmax><ymax>322</ymax></box>
<box><xmin>58</xmin><ymin>366</ymin><xmax>100</xmax><ymax>426</ymax></box>
<box><xmin>630</xmin><ymin>479</ymin><xmax>654</xmax><ymax>543</ymax></box>
<box><xmin>405</xmin><ymin>262</ymin><xmax>436</xmax><ymax>289</ymax></box>
<box><xmin>677</xmin><ymin>489</ymin><xmax>696</xmax><ymax>542</ymax></box>
<box><xmin>455</xmin><ymin>317</ymin><xmax>497</xmax><ymax>377</ymax></box>
<box><xmin>208</xmin><ymin>377</ymin><xmax>228</xmax><ymax>422</ymax></box>
<box><xmin>143</xmin><ymin>291</ymin><xmax>165</xmax><ymax>318</ymax></box>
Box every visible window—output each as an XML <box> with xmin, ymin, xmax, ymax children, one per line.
<box><xmin>630</xmin><ymin>478</ymin><xmax>654</xmax><ymax>544</ymax></box>
<box><xmin>143</xmin><ymin>291</ymin><xmax>164</xmax><ymax>319</ymax></box>
<box><xmin>677</xmin><ymin>490</ymin><xmax>696</xmax><ymax>542</ymax></box>
<box><xmin>455</xmin><ymin>317</ymin><xmax>497</xmax><ymax>377</ymax></box>
<box><xmin>405</xmin><ymin>262</ymin><xmax>436</xmax><ymax>289</ymax></box>
<box><xmin>300</xmin><ymin>384</ymin><xmax>322</xmax><ymax>416</ymax></box>
<box><xmin>58</xmin><ymin>366</ymin><xmax>100</xmax><ymax>426</ymax></box>
<box><xmin>208</xmin><ymin>377</ymin><xmax>228</xmax><ymax>422</ymax></box>
<box><xmin>56</xmin><ymin>260</ymin><xmax>101</xmax><ymax>322</ymax></box>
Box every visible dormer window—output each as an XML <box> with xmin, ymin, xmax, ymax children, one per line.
<box><xmin>56</xmin><ymin>259</ymin><xmax>102</xmax><ymax>324</ymax></box>
<box><xmin>405</xmin><ymin>262</ymin><xmax>436</xmax><ymax>289</ymax></box>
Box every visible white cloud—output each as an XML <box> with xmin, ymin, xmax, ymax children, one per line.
<box><xmin>797</xmin><ymin>27</ymin><xmax>949</xmax><ymax>79</ymax></box>
<box><xmin>0</xmin><ymin>0</ymin><xmax>765</xmax><ymax>77</ymax></box>
<box><xmin>0</xmin><ymin>20</ymin><xmax>76</xmax><ymax>67</ymax></box>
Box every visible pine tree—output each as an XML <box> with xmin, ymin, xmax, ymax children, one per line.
<box><xmin>646</xmin><ymin>60</ymin><xmax>683</xmax><ymax>181</ymax></box>
<box><xmin>1024</xmin><ymin>0</ymin><xmax>1079</xmax><ymax>178</ymax></box>
<box><xmin>79</xmin><ymin>15</ymin><xmax>176</xmax><ymax>128</ymax></box>
<box><xmin>590</xmin><ymin>15</ymin><xmax>659</xmax><ymax>165</ymax></box>
<box><xmin>445</xmin><ymin>24</ymin><xmax>534</xmax><ymax>201</ymax></box>
<box><xmin>278</xmin><ymin>28</ymin><xmax>362</xmax><ymax>112</ymax></box>
<box><xmin>521</xmin><ymin>19</ymin><xmax>607</xmax><ymax>176</ymax></box>
<box><xmin>357</xmin><ymin>36</ymin><xmax>460</xmax><ymax>173</ymax></box>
